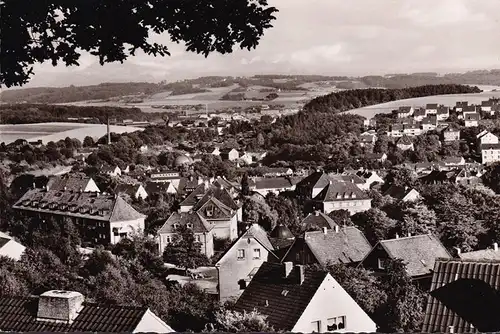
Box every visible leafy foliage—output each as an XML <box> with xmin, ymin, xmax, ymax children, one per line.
<box><xmin>162</xmin><ymin>225</ymin><xmax>209</xmax><ymax>270</ymax></box>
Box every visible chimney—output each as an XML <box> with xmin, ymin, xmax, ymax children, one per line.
<box><xmin>494</xmin><ymin>242</ymin><xmax>498</xmax><ymax>252</ymax></box>
<box><xmin>322</xmin><ymin>227</ymin><xmax>327</xmax><ymax>235</ymax></box>
<box><xmin>454</xmin><ymin>247</ymin><xmax>461</xmax><ymax>256</ymax></box>
<box><xmin>283</xmin><ymin>262</ymin><xmax>293</xmax><ymax>278</ymax></box>
<box><xmin>33</xmin><ymin>182</ymin><xmax>36</xmax><ymax>189</ymax></box>
<box><xmin>314</xmin><ymin>210</ymin><xmax>319</xmax><ymax>216</ymax></box>
<box><xmin>107</xmin><ymin>116</ymin><xmax>111</xmax><ymax>145</ymax></box>
<box><xmin>408</xmin><ymin>232</ymin><xmax>411</xmax><ymax>237</ymax></box>
<box><xmin>37</xmin><ymin>290</ymin><xmax>84</xmax><ymax>324</ymax></box>
<box><xmin>395</xmin><ymin>233</ymin><xmax>399</xmax><ymax>239</ymax></box>
<box><xmin>63</xmin><ymin>186</ymin><xmax>67</xmax><ymax>191</ymax></box>
<box><xmin>334</xmin><ymin>225</ymin><xmax>339</xmax><ymax>233</ymax></box>
<box><xmin>294</xmin><ymin>265</ymin><xmax>305</xmax><ymax>285</ymax></box>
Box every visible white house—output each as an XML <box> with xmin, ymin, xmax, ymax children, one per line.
<box><xmin>477</xmin><ymin>130</ymin><xmax>499</xmax><ymax>153</ymax></box>
<box><xmin>383</xmin><ymin>185</ymin><xmax>421</xmax><ymax>202</ymax></box>
<box><xmin>442</xmin><ymin>126</ymin><xmax>460</xmax><ymax>142</ymax></box>
<box><xmin>220</xmin><ymin>148</ymin><xmax>240</xmax><ymax>161</ymax></box>
<box><xmin>234</xmin><ymin>262</ymin><xmax>377</xmax><ymax>333</ymax></box>
<box><xmin>425</xmin><ymin>103</ymin><xmax>438</xmax><ymax>115</ymax></box>
<box><xmin>0</xmin><ymin>234</ymin><xmax>26</xmax><ymax>261</ymax></box>
<box><xmin>396</xmin><ymin>106</ymin><xmax>414</xmax><ymax>118</ymax></box>
<box><xmin>249</xmin><ymin>177</ymin><xmax>296</xmax><ymax>197</ymax></box>
<box><xmin>102</xmin><ymin>165</ymin><xmax>122</xmax><ymax>177</ymax></box>
<box><xmin>481</xmin><ymin>144</ymin><xmax>500</xmax><ymax>165</ymax></box>
<box><xmin>464</xmin><ymin>113</ymin><xmax>480</xmax><ymax>127</ymax></box>
<box><xmin>436</xmin><ymin>106</ymin><xmax>450</xmax><ymax>121</ymax></box>
<box><xmin>355</xmin><ymin>170</ymin><xmax>385</xmax><ymax>190</ymax></box>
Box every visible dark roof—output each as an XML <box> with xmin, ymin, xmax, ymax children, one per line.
<box><xmin>46</xmin><ymin>173</ymin><xmax>95</xmax><ymax>192</ymax></box>
<box><xmin>456</xmin><ymin>101</ymin><xmax>469</xmax><ymax>107</ymax></box>
<box><xmin>391</xmin><ymin>124</ymin><xmax>404</xmax><ymax>131</ymax></box>
<box><xmin>196</xmin><ymin>197</ymin><xmax>235</xmax><ymax>220</ymax></box>
<box><xmin>465</xmin><ymin>113</ymin><xmax>480</xmax><ymax>121</ymax></box>
<box><xmin>114</xmin><ymin>184</ymin><xmax>142</xmax><ymax>197</ymax></box>
<box><xmin>233</xmin><ymin>262</ymin><xmax>328</xmax><ymax>331</ymax></box>
<box><xmin>179</xmin><ymin>183</ymin><xmax>208</xmax><ymax>207</ymax></box>
<box><xmin>482</xmin><ymin>100</ymin><xmax>495</xmax><ymax>107</ymax></box>
<box><xmin>0</xmin><ymin>237</ymin><xmax>10</xmax><ymax>248</ymax></box>
<box><xmin>158</xmin><ymin>211</ymin><xmax>213</xmax><ymax>234</ymax></box>
<box><xmin>383</xmin><ymin>185</ymin><xmax>418</xmax><ymax>200</ymax></box>
<box><xmin>397</xmin><ymin>135</ymin><xmax>413</xmax><ymax>145</ymax></box>
<box><xmin>300</xmin><ymin>211</ymin><xmax>338</xmax><ymax>231</ymax></box>
<box><xmin>0</xmin><ymin>296</ymin><xmax>152</xmax><ymax>332</ymax></box>
<box><xmin>458</xmin><ymin>247</ymin><xmax>500</xmax><ymax>261</ymax></box>
<box><xmin>443</xmin><ymin>156</ymin><xmax>464</xmax><ymax>164</ymax></box>
<box><xmin>270</xmin><ymin>223</ymin><xmax>295</xmax><ymax>240</ymax></box>
<box><xmin>145</xmin><ymin>181</ymin><xmax>176</xmax><ymax>194</ymax></box>
<box><xmin>314</xmin><ymin>180</ymin><xmax>369</xmax><ymax>202</ymax></box>
<box><xmin>296</xmin><ymin>172</ymin><xmax>330</xmax><ymax>191</ymax></box>
<box><xmin>414</xmin><ymin>109</ymin><xmax>426</xmax><ymax>116</ymax></box>
<box><xmin>377</xmin><ymin>234</ymin><xmax>451</xmax><ymax>277</ymax></box>
<box><xmin>252</xmin><ymin>177</ymin><xmax>294</xmax><ymax>190</ymax></box>
<box><xmin>437</xmin><ymin>106</ymin><xmax>450</xmax><ymax>114</ymax></box>
<box><xmin>303</xmin><ymin>227</ymin><xmax>373</xmax><ymax>265</ymax></box>
<box><xmin>481</xmin><ymin>143</ymin><xmax>500</xmax><ymax>150</ymax></box>
<box><xmin>462</xmin><ymin>105</ymin><xmax>476</xmax><ymax>112</ymax></box>
<box><xmin>13</xmin><ymin>189</ymin><xmax>145</xmax><ymax>222</ymax></box>
<box><xmin>329</xmin><ymin>174</ymin><xmax>365</xmax><ymax>184</ymax></box>
<box><xmin>422</xmin><ymin>258</ymin><xmax>500</xmax><ymax>333</ymax></box>
<box><xmin>192</xmin><ymin>185</ymin><xmax>239</xmax><ymax>211</ymax></box>
<box><xmin>426</xmin><ymin>103</ymin><xmax>438</xmax><ymax>109</ymax></box>
<box><xmin>398</xmin><ymin>106</ymin><xmax>412</xmax><ymax>113</ymax></box>
<box><xmin>444</xmin><ymin>124</ymin><xmax>460</xmax><ymax>132</ymax></box>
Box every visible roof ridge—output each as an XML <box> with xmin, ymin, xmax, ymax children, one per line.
<box><xmin>381</xmin><ymin>233</ymin><xmax>433</xmax><ymax>242</ymax></box>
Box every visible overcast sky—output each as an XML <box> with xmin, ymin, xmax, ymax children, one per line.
<box><xmin>24</xmin><ymin>0</ymin><xmax>500</xmax><ymax>87</ymax></box>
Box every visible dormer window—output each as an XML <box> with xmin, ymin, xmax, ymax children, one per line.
<box><xmin>336</xmin><ymin>193</ymin><xmax>341</xmax><ymax>199</ymax></box>
<box><xmin>378</xmin><ymin>258</ymin><xmax>386</xmax><ymax>270</ymax></box>
<box><xmin>173</xmin><ymin>223</ymin><xmax>179</xmax><ymax>230</ymax></box>
<box><xmin>206</xmin><ymin>209</ymin><xmax>213</xmax><ymax>217</ymax></box>
<box><xmin>351</xmin><ymin>193</ymin><xmax>356</xmax><ymax>198</ymax></box>
<box><xmin>327</xmin><ymin>316</ymin><xmax>346</xmax><ymax>331</ymax></box>
<box><xmin>186</xmin><ymin>223</ymin><xmax>193</xmax><ymax>229</ymax></box>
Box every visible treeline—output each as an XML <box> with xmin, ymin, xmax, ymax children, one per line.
<box><xmin>303</xmin><ymin>84</ymin><xmax>482</xmax><ymax>113</ymax></box>
<box><xmin>0</xmin><ymin>82</ymin><xmax>165</xmax><ymax>104</ymax></box>
<box><xmin>0</xmin><ymin>104</ymin><xmax>167</xmax><ymax>124</ymax></box>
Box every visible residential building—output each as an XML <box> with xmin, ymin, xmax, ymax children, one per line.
<box><xmin>207</xmin><ymin>146</ymin><xmax>220</xmax><ymax>156</ymax></box>
<box><xmin>233</xmin><ymin>262</ymin><xmax>377</xmax><ymax>333</ymax></box>
<box><xmin>387</xmin><ymin>124</ymin><xmax>404</xmax><ymax>137</ymax></box>
<box><xmin>442</xmin><ymin>125</ymin><xmax>460</xmax><ymax>142</ymax></box>
<box><xmin>300</xmin><ymin>211</ymin><xmax>339</xmax><ymax>232</ymax></box>
<box><xmin>312</xmin><ymin>180</ymin><xmax>372</xmax><ymax>215</ymax></box>
<box><xmin>363</xmin><ymin>118</ymin><xmax>377</xmax><ymax>128</ymax></box>
<box><xmin>149</xmin><ymin>170</ymin><xmax>182</xmax><ymax>186</ymax></box>
<box><xmin>145</xmin><ymin>181</ymin><xmax>178</xmax><ymax>196</ymax></box>
<box><xmin>13</xmin><ymin>189</ymin><xmax>146</xmax><ymax>246</ymax></box>
<box><xmin>263</xmin><ymin>167</ymin><xmax>293</xmax><ymax>177</ymax></box>
<box><xmin>249</xmin><ymin>177</ymin><xmax>297</xmax><ymax>197</ymax></box>
<box><xmin>481</xmin><ymin>100</ymin><xmax>495</xmax><ymax>112</ymax></box>
<box><xmin>0</xmin><ymin>234</ymin><xmax>26</xmax><ymax>261</ymax></box>
<box><xmin>283</xmin><ymin>226</ymin><xmax>372</xmax><ymax>267</ymax></box>
<box><xmin>436</xmin><ymin>106</ymin><xmax>450</xmax><ymax>121</ymax></box>
<box><xmin>0</xmin><ymin>290</ymin><xmax>174</xmax><ymax>333</ymax></box>
<box><xmin>464</xmin><ymin>113</ymin><xmax>480</xmax><ymax>127</ymax></box>
<box><xmin>157</xmin><ymin>211</ymin><xmax>214</xmax><ymax>258</ymax></box>
<box><xmin>421</xmin><ymin>258</ymin><xmax>500</xmax><ymax>333</ymax></box>
<box><xmin>476</xmin><ymin>130</ymin><xmax>499</xmax><ymax>153</ymax></box>
<box><xmin>396</xmin><ymin>106</ymin><xmax>414</xmax><ymax>118</ymax></box>
<box><xmin>365</xmin><ymin>152</ymin><xmax>387</xmax><ymax>163</ymax></box>
<box><xmin>46</xmin><ymin>173</ymin><xmax>100</xmax><ymax>193</ymax></box>
<box><xmin>328</xmin><ymin>173</ymin><xmax>365</xmax><ymax>189</ymax></box>
<box><xmin>455</xmin><ymin>101</ymin><xmax>468</xmax><ymax>112</ymax></box>
<box><xmin>215</xmin><ymin>223</ymin><xmax>278</xmax><ymax>302</ymax></box>
<box><xmin>358</xmin><ymin>234</ymin><xmax>451</xmax><ymax>290</ymax></box>
<box><xmin>442</xmin><ymin>156</ymin><xmax>466</xmax><ymax>167</ymax></box>
<box><xmin>295</xmin><ymin>171</ymin><xmax>332</xmax><ymax>199</ymax></box>
<box><xmin>220</xmin><ymin>148</ymin><xmax>239</xmax><ymax>161</ymax></box>
<box><xmin>114</xmin><ymin>184</ymin><xmax>148</xmax><ymax>200</ymax></box>
<box><xmin>355</xmin><ymin>170</ymin><xmax>385</xmax><ymax>190</ymax></box>
<box><xmin>425</xmin><ymin>103</ymin><xmax>438</xmax><ymax>115</ymax></box>
<box><xmin>383</xmin><ymin>185</ymin><xmax>421</xmax><ymax>202</ymax></box>
<box><xmin>458</xmin><ymin>242</ymin><xmax>500</xmax><ymax>261</ymax></box>
<box><xmin>413</xmin><ymin>108</ymin><xmax>426</xmax><ymax>121</ymax></box>
<box><xmin>176</xmin><ymin>176</ymin><xmax>204</xmax><ymax>195</ymax></box>
<box><xmin>420</xmin><ymin>116</ymin><xmax>438</xmax><ymax>131</ymax></box>
<box><xmin>481</xmin><ymin>143</ymin><xmax>500</xmax><ymax>164</ymax></box>
<box><xmin>102</xmin><ymin>165</ymin><xmax>121</xmax><ymax>177</ymax></box>
<box><xmin>193</xmin><ymin>194</ymin><xmax>239</xmax><ymax>240</ymax></box>
<box><xmin>396</xmin><ymin>135</ymin><xmax>414</xmax><ymax>151</ymax></box>
<box><xmin>459</xmin><ymin>104</ymin><xmax>476</xmax><ymax>119</ymax></box>
<box><xmin>403</xmin><ymin>123</ymin><xmax>422</xmax><ymax>136</ymax></box>
<box><xmin>359</xmin><ymin>133</ymin><xmax>377</xmax><ymax>146</ymax></box>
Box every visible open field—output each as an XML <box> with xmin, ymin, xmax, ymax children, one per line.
<box><xmin>345</xmin><ymin>90</ymin><xmax>500</xmax><ymax>119</ymax></box>
<box><xmin>0</xmin><ymin>122</ymin><xmax>143</xmax><ymax>144</ymax></box>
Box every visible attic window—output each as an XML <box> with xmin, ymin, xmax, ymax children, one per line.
<box><xmin>327</xmin><ymin>316</ymin><xmax>346</xmax><ymax>331</ymax></box>
<box><xmin>336</xmin><ymin>193</ymin><xmax>341</xmax><ymax>199</ymax></box>
<box><xmin>206</xmin><ymin>209</ymin><xmax>213</xmax><ymax>217</ymax></box>
<box><xmin>351</xmin><ymin>193</ymin><xmax>356</xmax><ymax>198</ymax></box>
<box><xmin>186</xmin><ymin>223</ymin><xmax>193</xmax><ymax>229</ymax></box>
<box><xmin>173</xmin><ymin>223</ymin><xmax>179</xmax><ymax>230</ymax></box>
<box><xmin>281</xmin><ymin>290</ymin><xmax>289</xmax><ymax>296</ymax></box>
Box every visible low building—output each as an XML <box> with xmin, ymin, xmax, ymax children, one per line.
<box><xmin>358</xmin><ymin>234</ymin><xmax>451</xmax><ymax>290</ymax></box>
<box><xmin>0</xmin><ymin>290</ymin><xmax>174</xmax><ymax>333</ymax></box>
<box><xmin>383</xmin><ymin>185</ymin><xmax>421</xmax><ymax>202</ymax></box>
<box><xmin>413</xmin><ymin>108</ymin><xmax>426</xmax><ymax>122</ymax></box>
<box><xmin>455</xmin><ymin>101</ymin><xmax>468</xmax><ymax>112</ymax></box>
<box><xmin>13</xmin><ymin>189</ymin><xmax>146</xmax><ymax>246</ymax></box>
<box><xmin>233</xmin><ymin>262</ymin><xmax>377</xmax><ymax>333</ymax></box>
<box><xmin>396</xmin><ymin>135</ymin><xmax>414</xmax><ymax>151</ymax></box>
<box><xmin>359</xmin><ymin>133</ymin><xmax>377</xmax><ymax>146</ymax></box>
<box><xmin>458</xmin><ymin>242</ymin><xmax>500</xmax><ymax>261</ymax></box>
<box><xmin>263</xmin><ymin>167</ymin><xmax>293</xmax><ymax>177</ymax></box>
<box><xmin>481</xmin><ymin>143</ymin><xmax>500</xmax><ymax>164</ymax></box>
<box><xmin>355</xmin><ymin>170</ymin><xmax>385</xmax><ymax>190</ymax></box>
<box><xmin>460</xmin><ymin>105</ymin><xmax>476</xmax><ymax>119</ymax></box>
<box><xmin>102</xmin><ymin>165</ymin><xmax>121</xmax><ymax>177</ymax></box>
<box><xmin>403</xmin><ymin>123</ymin><xmax>422</xmax><ymax>136</ymax></box>
<box><xmin>437</xmin><ymin>106</ymin><xmax>450</xmax><ymax>121</ymax></box>
<box><xmin>477</xmin><ymin>130</ymin><xmax>499</xmax><ymax>153</ymax></box>
<box><xmin>220</xmin><ymin>148</ymin><xmax>239</xmax><ymax>161</ymax></box>
<box><xmin>149</xmin><ymin>170</ymin><xmax>182</xmax><ymax>186</ymax></box>
<box><xmin>0</xmin><ymin>234</ymin><xmax>26</xmax><ymax>261</ymax></box>
<box><xmin>425</xmin><ymin>103</ymin><xmax>438</xmax><ymax>115</ymax></box>
<box><xmin>464</xmin><ymin>113</ymin><xmax>480</xmax><ymax>127</ymax></box>
<box><xmin>114</xmin><ymin>184</ymin><xmax>148</xmax><ymax>200</ymax></box>
<box><xmin>420</xmin><ymin>116</ymin><xmax>438</xmax><ymax>131</ymax></box>
<box><xmin>215</xmin><ymin>223</ymin><xmax>278</xmax><ymax>302</ymax></box>
<box><xmin>249</xmin><ymin>177</ymin><xmax>297</xmax><ymax>197</ymax></box>
<box><xmin>442</xmin><ymin>125</ymin><xmax>460</xmax><ymax>142</ymax></box>
<box><xmin>282</xmin><ymin>226</ymin><xmax>372</xmax><ymax>266</ymax></box>
<box><xmin>387</xmin><ymin>124</ymin><xmax>404</xmax><ymax>137</ymax></box>
<box><xmin>365</xmin><ymin>152</ymin><xmax>387</xmax><ymax>163</ymax></box>
<box><xmin>481</xmin><ymin>100</ymin><xmax>495</xmax><ymax>112</ymax></box>
<box><xmin>312</xmin><ymin>180</ymin><xmax>372</xmax><ymax>215</ymax></box>
<box><xmin>422</xmin><ymin>258</ymin><xmax>500</xmax><ymax>333</ymax></box>
<box><xmin>396</xmin><ymin>106</ymin><xmax>414</xmax><ymax>118</ymax></box>
<box><xmin>157</xmin><ymin>211</ymin><xmax>214</xmax><ymax>258</ymax></box>
<box><xmin>46</xmin><ymin>173</ymin><xmax>100</xmax><ymax>193</ymax></box>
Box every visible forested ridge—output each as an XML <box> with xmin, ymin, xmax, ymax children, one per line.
<box><xmin>303</xmin><ymin>84</ymin><xmax>482</xmax><ymax>113</ymax></box>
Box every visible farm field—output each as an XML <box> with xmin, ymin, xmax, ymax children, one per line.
<box><xmin>344</xmin><ymin>90</ymin><xmax>500</xmax><ymax>119</ymax></box>
<box><xmin>0</xmin><ymin>122</ymin><xmax>143</xmax><ymax>145</ymax></box>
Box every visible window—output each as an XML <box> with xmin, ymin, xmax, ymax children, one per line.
<box><xmin>195</xmin><ymin>235</ymin><xmax>201</xmax><ymax>242</ymax></box>
<box><xmin>378</xmin><ymin>258</ymin><xmax>386</xmax><ymax>269</ymax></box>
<box><xmin>186</xmin><ymin>223</ymin><xmax>193</xmax><ymax>229</ymax></box>
<box><xmin>327</xmin><ymin>316</ymin><xmax>346</xmax><ymax>331</ymax></box>
<box><xmin>311</xmin><ymin>321</ymin><xmax>321</xmax><ymax>333</ymax></box>
<box><xmin>253</xmin><ymin>248</ymin><xmax>261</xmax><ymax>259</ymax></box>
<box><xmin>237</xmin><ymin>249</ymin><xmax>245</xmax><ymax>260</ymax></box>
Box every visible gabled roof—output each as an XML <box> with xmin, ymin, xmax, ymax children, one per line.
<box><xmin>465</xmin><ymin>113</ymin><xmax>480</xmax><ymax>121</ymax></box>
<box><xmin>179</xmin><ymin>183</ymin><xmax>209</xmax><ymax>207</ymax></box>
<box><xmin>459</xmin><ymin>247</ymin><xmax>500</xmax><ymax>261</ymax></box>
<box><xmin>193</xmin><ymin>185</ymin><xmax>239</xmax><ymax>211</ymax></box>
<box><xmin>383</xmin><ymin>185</ymin><xmax>418</xmax><ymax>200</ymax></box>
<box><xmin>303</xmin><ymin>227</ymin><xmax>372</xmax><ymax>266</ymax></box>
<box><xmin>145</xmin><ymin>181</ymin><xmax>176</xmax><ymax>194</ymax></box>
<box><xmin>481</xmin><ymin>143</ymin><xmax>500</xmax><ymax>150</ymax></box>
<box><xmin>414</xmin><ymin>109</ymin><xmax>426</xmax><ymax>116</ymax></box>
<box><xmin>216</xmin><ymin>224</ymin><xmax>277</xmax><ymax>265</ymax></box>
<box><xmin>109</xmin><ymin>196</ymin><xmax>146</xmax><ymax>222</ymax></box>
<box><xmin>114</xmin><ymin>184</ymin><xmax>142</xmax><ymax>197</ymax></box>
<box><xmin>296</xmin><ymin>171</ymin><xmax>330</xmax><ymax>190</ymax></box>
<box><xmin>300</xmin><ymin>212</ymin><xmax>338</xmax><ymax>231</ymax></box>
<box><xmin>252</xmin><ymin>177</ymin><xmax>294</xmax><ymax>190</ymax></box>
<box><xmin>158</xmin><ymin>211</ymin><xmax>213</xmax><ymax>234</ymax></box>
<box><xmin>398</xmin><ymin>106</ymin><xmax>413</xmax><ymax>112</ymax></box>
<box><xmin>376</xmin><ymin>234</ymin><xmax>451</xmax><ymax>277</ymax></box>
<box><xmin>0</xmin><ymin>296</ymin><xmax>171</xmax><ymax>333</ymax></box>
<box><xmin>437</xmin><ymin>106</ymin><xmax>450</xmax><ymax>114</ymax></box>
<box><xmin>233</xmin><ymin>262</ymin><xmax>328</xmax><ymax>331</ymax></box>
<box><xmin>422</xmin><ymin>258</ymin><xmax>500</xmax><ymax>333</ymax></box>
<box><xmin>196</xmin><ymin>196</ymin><xmax>235</xmax><ymax>220</ymax></box>
<box><xmin>426</xmin><ymin>103</ymin><xmax>438</xmax><ymax>109</ymax></box>
<box><xmin>328</xmin><ymin>174</ymin><xmax>365</xmax><ymax>184</ymax></box>
<box><xmin>46</xmin><ymin>173</ymin><xmax>95</xmax><ymax>192</ymax></box>
<box><xmin>397</xmin><ymin>135</ymin><xmax>413</xmax><ymax>145</ymax></box>
<box><xmin>314</xmin><ymin>180</ymin><xmax>369</xmax><ymax>202</ymax></box>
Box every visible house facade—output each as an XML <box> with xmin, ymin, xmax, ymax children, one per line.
<box><xmin>312</xmin><ymin>180</ymin><xmax>372</xmax><ymax>215</ymax></box>
<box><xmin>215</xmin><ymin>224</ymin><xmax>278</xmax><ymax>302</ymax></box>
<box><xmin>464</xmin><ymin>113</ymin><xmax>480</xmax><ymax>127</ymax></box>
<box><xmin>442</xmin><ymin>126</ymin><xmax>460</xmax><ymax>142</ymax></box>
<box><xmin>249</xmin><ymin>177</ymin><xmax>296</xmax><ymax>197</ymax></box>
<box><xmin>233</xmin><ymin>262</ymin><xmax>377</xmax><ymax>333</ymax></box>
<box><xmin>477</xmin><ymin>130</ymin><xmax>499</xmax><ymax>152</ymax></box>
<box><xmin>396</xmin><ymin>106</ymin><xmax>414</xmax><ymax>118</ymax></box>
<box><xmin>220</xmin><ymin>148</ymin><xmax>239</xmax><ymax>161</ymax></box>
<box><xmin>481</xmin><ymin>144</ymin><xmax>500</xmax><ymax>164</ymax></box>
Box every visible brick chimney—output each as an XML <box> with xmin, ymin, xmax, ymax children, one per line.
<box><xmin>283</xmin><ymin>262</ymin><xmax>293</xmax><ymax>278</ymax></box>
<box><xmin>37</xmin><ymin>290</ymin><xmax>84</xmax><ymax>324</ymax></box>
<box><xmin>294</xmin><ymin>265</ymin><xmax>305</xmax><ymax>285</ymax></box>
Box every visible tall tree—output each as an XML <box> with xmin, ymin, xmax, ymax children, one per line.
<box><xmin>1</xmin><ymin>1</ymin><xmax>278</xmax><ymax>87</ymax></box>
<box><xmin>162</xmin><ymin>225</ymin><xmax>209</xmax><ymax>271</ymax></box>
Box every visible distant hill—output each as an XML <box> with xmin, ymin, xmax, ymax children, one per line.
<box><xmin>3</xmin><ymin>70</ymin><xmax>500</xmax><ymax>104</ymax></box>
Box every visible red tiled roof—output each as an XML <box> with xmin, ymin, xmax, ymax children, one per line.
<box><xmin>0</xmin><ymin>297</ymin><xmax>150</xmax><ymax>332</ymax></box>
